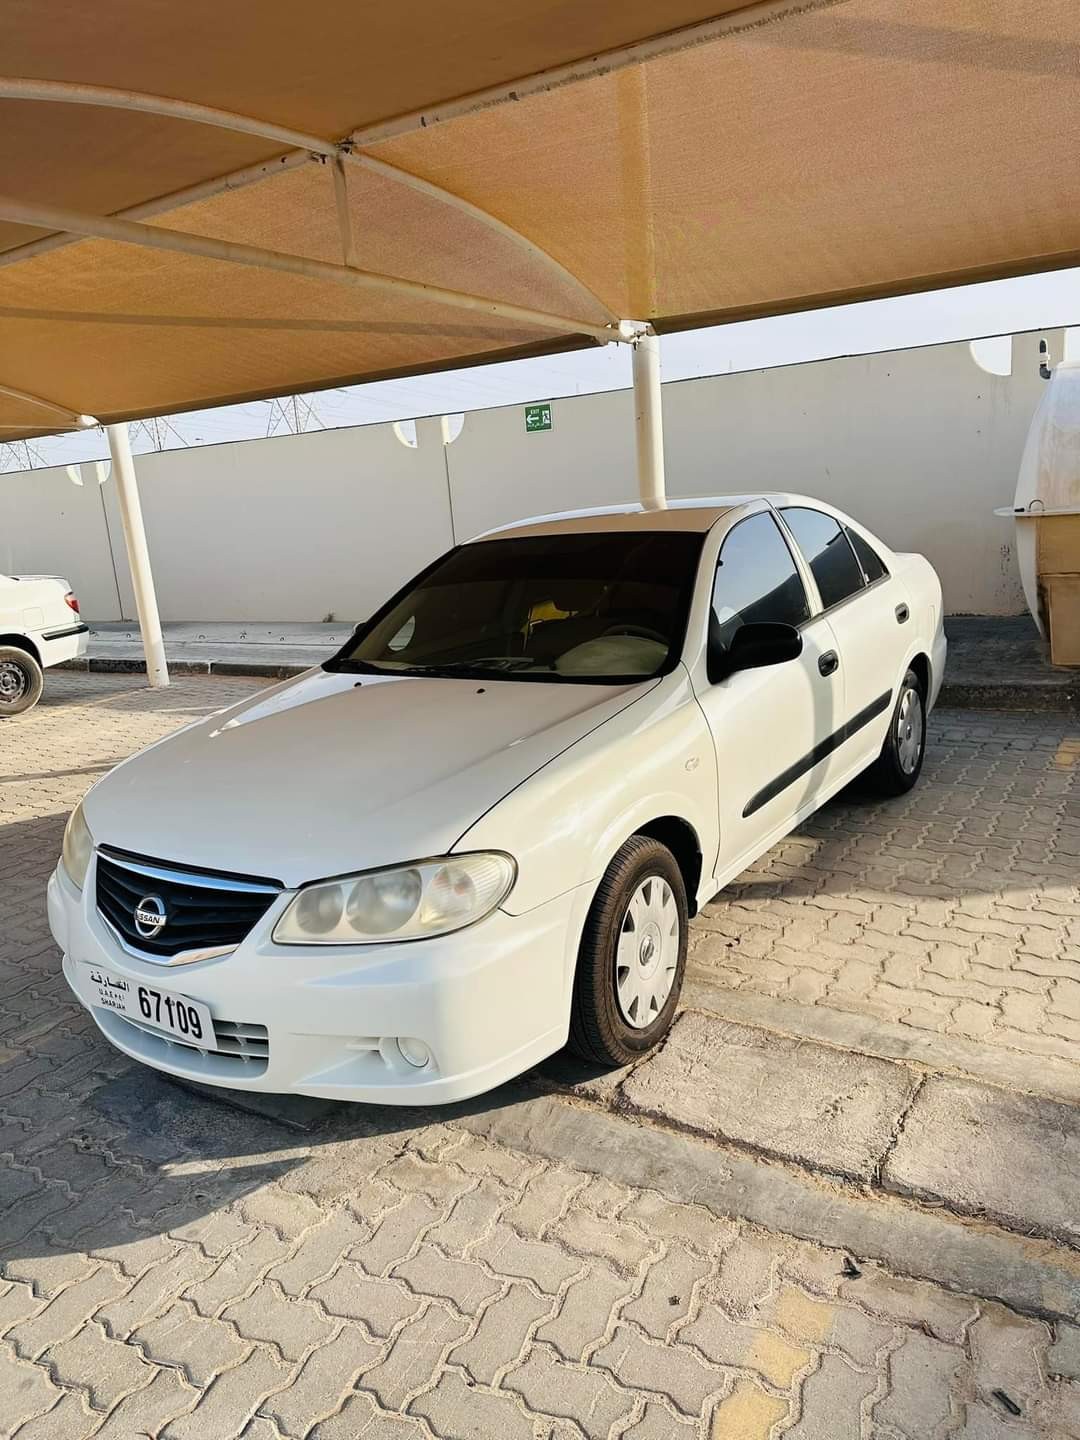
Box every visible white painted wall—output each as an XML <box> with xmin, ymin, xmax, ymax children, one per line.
<box><xmin>0</xmin><ymin>330</ymin><xmax>1061</xmax><ymax>620</ymax></box>
<box><xmin>0</xmin><ymin>461</ymin><xmax>122</xmax><ymax>619</ymax></box>
<box><xmin>668</xmin><ymin>330</ymin><xmax>1057</xmax><ymax>617</ymax></box>
<box><xmin>99</xmin><ymin>420</ymin><xmax>455</xmax><ymax>623</ymax></box>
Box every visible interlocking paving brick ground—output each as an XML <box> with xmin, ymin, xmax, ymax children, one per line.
<box><xmin>2</xmin><ymin>673</ymin><xmax>1080</xmax><ymax>1438</ymax></box>
<box><xmin>691</xmin><ymin>709</ymin><xmax>1080</xmax><ymax>1068</ymax></box>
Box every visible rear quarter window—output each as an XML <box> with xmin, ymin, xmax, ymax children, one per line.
<box><xmin>845</xmin><ymin>526</ymin><xmax>889</xmax><ymax>584</ymax></box>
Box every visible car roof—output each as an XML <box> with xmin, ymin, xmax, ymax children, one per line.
<box><xmin>470</xmin><ymin>496</ymin><xmax>780</xmax><ymax>542</ymax></box>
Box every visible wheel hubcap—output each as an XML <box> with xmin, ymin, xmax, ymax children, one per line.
<box><xmin>896</xmin><ymin>686</ymin><xmax>924</xmax><ymax>774</ymax></box>
<box><xmin>615</xmin><ymin>876</ymin><xmax>680</xmax><ymax>1029</ymax></box>
<box><xmin>0</xmin><ymin>660</ymin><xmax>28</xmax><ymax>704</ymax></box>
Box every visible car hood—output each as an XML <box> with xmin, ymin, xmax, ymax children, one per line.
<box><xmin>84</xmin><ymin>667</ymin><xmax>654</xmax><ymax>886</ymax></box>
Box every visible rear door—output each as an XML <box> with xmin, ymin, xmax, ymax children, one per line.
<box><xmin>694</xmin><ymin>510</ymin><xmax>845</xmax><ymax>875</ymax></box>
<box><xmin>777</xmin><ymin>506</ymin><xmax>903</xmax><ymax>776</ymax></box>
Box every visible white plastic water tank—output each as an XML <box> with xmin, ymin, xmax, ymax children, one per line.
<box><xmin>997</xmin><ymin>360</ymin><xmax>1080</xmax><ymax>639</ymax></box>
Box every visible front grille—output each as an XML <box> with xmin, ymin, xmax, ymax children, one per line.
<box><xmin>96</xmin><ymin>848</ymin><xmax>282</xmax><ymax>959</ymax></box>
<box><xmin>109</xmin><ymin>1012</ymin><xmax>270</xmax><ymax>1077</ymax></box>
<box><xmin>213</xmin><ymin>1019</ymin><xmax>270</xmax><ymax>1059</ymax></box>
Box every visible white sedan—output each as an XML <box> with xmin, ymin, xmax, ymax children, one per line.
<box><xmin>50</xmin><ymin>495</ymin><xmax>945</xmax><ymax>1103</ymax></box>
<box><xmin>1</xmin><ymin>570</ymin><xmax>88</xmax><ymax>715</ymax></box>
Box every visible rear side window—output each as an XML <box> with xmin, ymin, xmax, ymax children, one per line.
<box><xmin>845</xmin><ymin>526</ymin><xmax>889</xmax><ymax>584</ymax></box>
<box><xmin>711</xmin><ymin>512</ymin><xmax>810</xmax><ymax>649</ymax></box>
<box><xmin>781</xmin><ymin>507</ymin><xmax>865</xmax><ymax>609</ymax></box>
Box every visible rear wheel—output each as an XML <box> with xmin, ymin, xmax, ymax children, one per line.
<box><xmin>867</xmin><ymin>667</ymin><xmax>925</xmax><ymax>795</ymax></box>
<box><xmin>569</xmin><ymin>835</ymin><xmax>688</xmax><ymax>1067</ymax></box>
<box><xmin>0</xmin><ymin>647</ymin><xmax>44</xmax><ymax>717</ymax></box>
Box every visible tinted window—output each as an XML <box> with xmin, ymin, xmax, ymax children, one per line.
<box><xmin>782</xmin><ymin>507</ymin><xmax>865</xmax><ymax>609</ymax></box>
<box><xmin>331</xmin><ymin>530</ymin><xmax>703</xmax><ymax>683</ymax></box>
<box><xmin>846</xmin><ymin>526</ymin><xmax>888</xmax><ymax>583</ymax></box>
<box><xmin>711</xmin><ymin>512</ymin><xmax>809</xmax><ymax>649</ymax></box>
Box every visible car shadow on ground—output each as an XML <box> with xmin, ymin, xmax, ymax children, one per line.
<box><xmin>708</xmin><ymin>715</ymin><xmax>1079</xmax><ymax>909</ymax></box>
<box><xmin>1</xmin><ymin>1016</ymin><xmax>609</xmax><ymax>1272</ymax></box>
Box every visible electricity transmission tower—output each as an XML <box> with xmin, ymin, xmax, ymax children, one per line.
<box><xmin>129</xmin><ymin>416</ymin><xmax>189</xmax><ymax>450</ymax></box>
<box><xmin>266</xmin><ymin>394</ymin><xmax>323</xmax><ymax>437</ymax></box>
<box><xmin>0</xmin><ymin>438</ymin><xmax>46</xmax><ymax>473</ymax></box>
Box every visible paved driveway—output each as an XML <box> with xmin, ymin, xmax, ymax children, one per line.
<box><xmin>2</xmin><ymin>673</ymin><xmax>1079</xmax><ymax>1439</ymax></box>
<box><xmin>691</xmin><ymin>709</ymin><xmax>1080</xmax><ymax>1075</ymax></box>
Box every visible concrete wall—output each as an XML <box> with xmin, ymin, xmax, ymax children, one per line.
<box><xmin>106</xmin><ymin>420</ymin><xmax>454</xmax><ymax>624</ymax></box>
<box><xmin>0</xmin><ymin>462</ymin><xmax>122</xmax><ymax>620</ymax></box>
<box><xmin>0</xmin><ymin>330</ymin><xmax>1060</xmax><ymax>620</ymax></box>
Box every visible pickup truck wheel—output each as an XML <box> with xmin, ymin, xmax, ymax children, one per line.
<box><xmin>867</xmin><ymin>668</ymin><xmax>925</xmax><ymax>796</ymax></box>
<box><xmin>0</xmin><ymin>647</ymin><xmax>44</xmax><ymax>716</ymax></box>
<box><xmin>569</xmin><ymin>835</ymin><xmax>688</xmax><ymax>1067</ymax></box>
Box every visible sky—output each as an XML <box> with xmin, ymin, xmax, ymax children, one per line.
<box><xmin>7</xmin><ymin>264</ymin><xmax>1080</xmax><ymax>472</ymax></box>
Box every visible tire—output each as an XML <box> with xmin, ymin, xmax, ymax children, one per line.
<box><xmin>569</xmin><ymin>835</ymin><xmax>688</xmax><ymax>1067</ymax></box>
<box><xmin>867</xmin><ymin>667</ymin><xmax>926</xmax><ymax>796</ymax></box>
<box><xmin>0</xmin><ymin>646</ymin><xmax>44</xmax><ymax>717</ymax></box>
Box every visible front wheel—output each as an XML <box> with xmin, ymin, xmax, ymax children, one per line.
<box><xmin>0</xmin><ymin>647</ymin><xmax>44</xmax><ymax>717</ymax></box>
<box><xmin>867</xmin><ymin>668</ymin><xmax>926</xmax><ymax>796</ymax></box>
<box><xmin>569</xmin><ymin>835</ymin><xmax>688</xmax><ymax>1067</ymax></box>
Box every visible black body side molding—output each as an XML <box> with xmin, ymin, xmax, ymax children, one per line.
<box><xmin>742</xmin><ymin>689</ymin><xmax>893</xmax><ymax>819</ymax></box>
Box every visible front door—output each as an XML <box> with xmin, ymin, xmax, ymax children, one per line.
<box><xmin>694</xmin><ymin>511</ymin><xmax>846</xmax><ymax>878</ymax></box>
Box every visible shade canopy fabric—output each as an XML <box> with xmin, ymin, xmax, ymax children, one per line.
<box><xmin>1</xmin><ymin>0</ymin><xmax>1078</xmax><ymax>437</ymax></box>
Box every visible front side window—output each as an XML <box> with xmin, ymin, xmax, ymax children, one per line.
<box><xmin>328</xmin><ymin>529</ymin><xmax>704</xmax><ymax>683</ymax></box>
<box><xmin>781</xmin><ymin>507</ymin><xmax>866</xmax><ymax>609</ymax></box>
<box><xmin>711</xmin><ymin>512</ymin><xmax>809</xmax><ymax>649</ymax></box>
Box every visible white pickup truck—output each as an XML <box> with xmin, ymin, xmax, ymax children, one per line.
<box><xmin>0</xmin><ymin>572</ymin><xmax>88</xmax><ymax>715</ymax></box>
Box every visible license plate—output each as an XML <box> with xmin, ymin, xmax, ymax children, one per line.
<box><xmin>81</xmin><ymin>964</ymin><xmax>215</xmax><ymax>1048</ymax></box>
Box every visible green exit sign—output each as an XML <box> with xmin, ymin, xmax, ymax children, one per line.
<box><xmin>524</xmin><ymin>403</ymin><xmax>552</xmax><ymax>433</ymax></box>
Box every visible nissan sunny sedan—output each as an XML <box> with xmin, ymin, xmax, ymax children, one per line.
<box><xmin>50</xmin><ymin>495</ymin><xmax>945</xmax><ymax>1103</ymax></box>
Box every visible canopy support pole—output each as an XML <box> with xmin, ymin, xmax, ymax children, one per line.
<box><xmin>630</xmin><ymin>326</ymin><xmax>666</xmax><ymax>510</ymax></box>
<box><xmin>106</xmin><ymin>423</ymin><xmax>169</xmax><ymax>689</ymax></box>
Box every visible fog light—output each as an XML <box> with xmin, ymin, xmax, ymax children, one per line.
<box><xmin>397</xmin><ymin>1037</ymin><xmax>431</xmax><ymax>1069</ymax></box>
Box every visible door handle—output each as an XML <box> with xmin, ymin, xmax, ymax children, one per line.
<box><xmin>895</xmin><ymin>603</ymin><xmax>910</xmax><ymax>624</ymax></box>
<box><xmin>818</xmin><ymin>650</ymin><xmax>839</xmax><ymax>677</ymax></box>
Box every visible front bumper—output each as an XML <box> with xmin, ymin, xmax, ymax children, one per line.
<box><xmin>49</xmin><ymin>857</ymin><xmax>583</xmax><ymax>1105</ymax></box>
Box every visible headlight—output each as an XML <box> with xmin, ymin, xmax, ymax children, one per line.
<box><xmin>61</xmin><ymin>802</ymin><xmax>94</xmax><ymax>890</ymax></box>
<box><xmin>273</xmin><ymin>853</ymin><xmax>516</xmax><ymax>945</ymax></box>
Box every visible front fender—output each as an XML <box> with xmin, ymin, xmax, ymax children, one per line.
<box><xmin>454</xmin><ymin>669</ymin><xmax>717</xmax><ymax>917</ymax></box>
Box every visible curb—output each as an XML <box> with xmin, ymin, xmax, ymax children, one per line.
<box><xmin>455</xmin><ymin>1085</ymin><xmax>1080</xmax><ymax>1325</ymax></box>
<box><xmin>62</xmin><ymin>657</ymin><xmax>1080</xmax><ymax>709</ymax></box>
<box><xmin>937</xmin><ymin>679</ymin><xmax>1079</xmax><ymax>712</ymax></box>
<box><xmin>58</xmin><ymin>656</ymin><xmax>312</xmax><ymax>680</ymax></box>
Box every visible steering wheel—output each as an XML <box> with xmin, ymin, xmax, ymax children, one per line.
<box><xmin>600</xmin><ymin>624</ymin><xmax>667</xmax><ymax>645</ymax></box>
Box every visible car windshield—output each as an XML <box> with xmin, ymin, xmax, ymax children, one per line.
<box><xmin>329</xmin><ymin>529</ymin><xmax>704</xmax><ymax>683</ymax></box>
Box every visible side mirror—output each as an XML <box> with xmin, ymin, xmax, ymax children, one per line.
<box><xmin>709</xmin><ymin>621</ymin><xmax>802</xmax><ymax>682</ymax></box>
